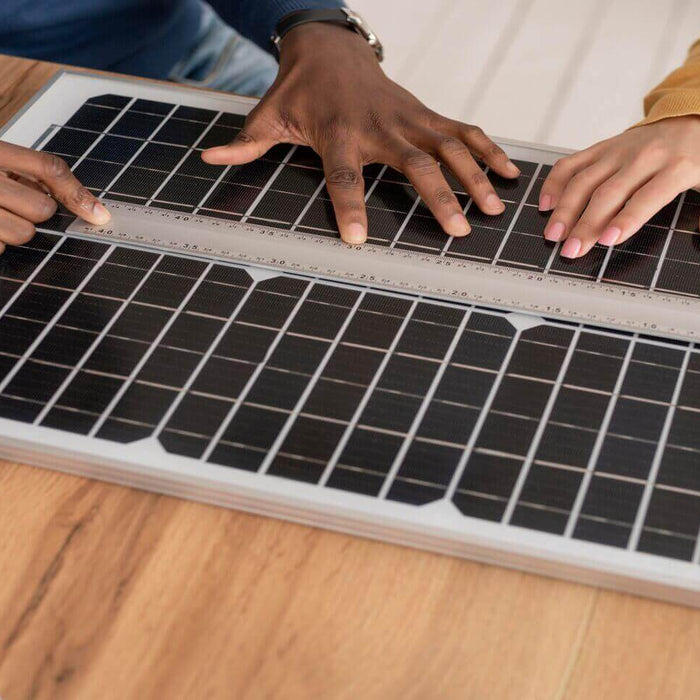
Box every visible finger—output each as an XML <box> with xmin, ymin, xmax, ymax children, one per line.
<box><xmin>544</xmin><ymin>161</ymin><xmax>618</xmax><ymax>244</ymax></box>
<box><xmin>599</xmin><ymin>167</ymin><xmax>696</xmax><ymax>248</ymax></box>
<box><xmin>322</xmin><ymin>143</ymin><xmax>367</xmax><ymax>244</ymax></box>
<box><xmin>3</xmin><ymin>145</ymin><xmax>110</xmax><ymax>225</ymax></box>
<box><xmin>540</xmin><ymin>146</ymin><xmax>605</xmax><ymax>212</ymax></box>
<box><xmin>454</xmin><ymin>122</ymin><xmax>520</xmax><ymax>178</ymax></box>
<box><xmin>395</xmin><ymin>144</ymin><xmax>470</xmax><ymax>237</ymax></box>
<box><xmin>560</xmin><ymin>159</ymin><xmax>669</xmax><ymax>258</ymax></box>
<box><xmin>434</xmin><ymin>135</ymin><xmax>504</xmax><ymax>214</ymax></box>
<box><xmin>0</xmin><ymin>208</ymin><xmax>36</xmax><ymax>247</ymax></box>
<box><xmin>561</xmin><ymin>167</ymin><xmax>661</xmax><ymax>258</ymax></box>
<box><xmin>0</xmin><ymin>174</ymin><xmax>57</xmax><ymax>223</ymax></box>
<box><xmin>202</xmin><ymin>109</ymin><xmax>279</xmax><ymax>165</ymax></box>
<box><xmin>3</xmin><ymin>170</ymin><xmax>48</xmax><ymax>194</ymax></box>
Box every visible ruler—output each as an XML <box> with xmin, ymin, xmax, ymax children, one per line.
<box><xmin>66</xmin><ymin>200</ymin><xmax>700</xmax><ymax>341</ymax></box>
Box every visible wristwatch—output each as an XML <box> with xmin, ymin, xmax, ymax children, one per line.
<box><xmin>271</xmin><ymin>7</ymin><xmax>384</xmax><ymax>62</ymax></box>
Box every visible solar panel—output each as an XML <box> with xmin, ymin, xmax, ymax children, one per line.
<box><xmin>2</xmin><ymin>72</ymin><xmax>700</xmax><ymax>605</ymax></box>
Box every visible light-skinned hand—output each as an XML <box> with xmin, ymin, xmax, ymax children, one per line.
<box><xmin>540</xmin><ymin>116</ymin><xmax>700</xmax><ymax>258</ymax></box>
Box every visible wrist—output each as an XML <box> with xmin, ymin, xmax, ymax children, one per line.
<box><xmin>279</xmin><ymin>21</ymin><xmax>378</xmax><ymax>66</ymax></box>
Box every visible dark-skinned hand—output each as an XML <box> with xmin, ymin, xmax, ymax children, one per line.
<box><xmin>0</xmin><ymin>141</ymin><xmax>110</xmax><ymax>254</ymax></box>
<box><xmin>202</xmin><ymin>22</ymin><xmax>520</xmax><ymax>244</ymax></box>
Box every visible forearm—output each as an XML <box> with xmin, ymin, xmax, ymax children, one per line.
<box><xmin>636</xmin><ymin>38</ymin><xmax>700</xmax><ymax>126</ymax></box>
<box><xmin>207</xmin><ymin>0</ymin><xmax>344</xmax><ymax>53</ymax></box>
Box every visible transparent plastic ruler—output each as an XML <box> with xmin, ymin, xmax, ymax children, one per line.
<box><xmin>67</xmin><ymin>200</ymin><xmax>700</xmax><ymax>341</ymax></box>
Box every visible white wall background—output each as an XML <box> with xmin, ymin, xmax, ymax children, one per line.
<box><xmin>352</xmin><ymin>0</ymin><xmax>700</xmax><ymax>150</ymax></box>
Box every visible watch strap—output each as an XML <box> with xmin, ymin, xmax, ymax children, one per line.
<box><xmin>275</xmin><ymin>9</ymin><xmax>350</xmax><ymax>41</ymax></box>
<box><xmin>271</xmin><ymin>8</ymin><xmax>383</xmax><ymax>62</ymax></box>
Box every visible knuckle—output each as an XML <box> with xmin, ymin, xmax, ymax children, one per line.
<box><xmin>401</xmin><ymin>149</ymin><xmax>438</xmax><ymax>175</ymax></box>
<box><xmin>31</xmin><ymin>195</ymin><xmax>58</xmax><ymax>222</ymax></box>
<box><xmin>41</xmin><ymin>153</ymin><xmax>71</xmax><ymax>180</ymax></box>
<box><xmin>68</xmin><ymin>186</ymin><xmax>95</xmax><ymax>210</ymax></box>
<box><xmin>489</xmin><ymin>144</ymin><xmax>508</xmax><ymax>158</ymax></box>
<box><xmin>592</xmin><ymin>181</ymin><xmax>621</xmax><ymax>202</ymax></box>
<box><xmin>551</xmin><ymin>157</ymin><xmax>573</xmax><ymax>175</ymax></box>
<box><xmin>434</xmin><ymin>188</ymin><xmax>457</xmax><ymax>206</ymax></box>
<box><xmin>363</xmin><ymin>110</ymin><xmax>385</xmax><ymax>135</ymax></box>
<box><xmin>636</xmin><ymin>140</ymin><xmax>667</xmax><ymax>164</ymax></box>
<box><xmin>669</xmin><ymin>154</ymin><xmax>696</xmax><ymax>174</ymax></box>
<box><xmin>318</xmin><ymin>115</ymin><xmax>350</xmax><ymax>144</ymax></box>
<box><xmin>438</xmin><ymin>136</ymin><xmax>467</xmax><ymax>156</ymax></box>
<box><xmin>236</xmin><ymin>129</ymin><xmax>257</xmax><ymax>145</ymax></box>
<box><xmin>464</xmin><ymin>124</ymin><xmax>486</xmax><ymax>138</ymax></box>
<box><xmin>327</xmin><ymin>167</ymin><xmax>362</xmax><ymax>190</ymax></box>
<box><xmin>470</xmin><ymin>171</ymin><xmax>490</xmax><ymax>188</ymax></box>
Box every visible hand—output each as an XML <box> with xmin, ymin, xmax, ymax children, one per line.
<box><xmin>202</xmin><ymin>22</ymin><xmax>520</xmax><ymax>244</ymax></box>
<box><xmin>0</xmin><ymin>141</ymin><xmax>110</xmax><ymax>254</ymax></box>
<box><xmin>540</xmin><ymin>116</ymin><xmax>700</xmax><ymax>258</ymax></box>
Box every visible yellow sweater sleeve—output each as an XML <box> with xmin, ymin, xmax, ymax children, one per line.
<box><xmin>635</xmin><ymin>38</ymin><xmax>700</xmax><ymax>126</ymax></box>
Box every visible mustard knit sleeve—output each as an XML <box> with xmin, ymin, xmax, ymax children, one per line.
<box><xmin>635</xmin><ymin>38</ymin><xmax>700</xmax><ymax>127</ymax></box>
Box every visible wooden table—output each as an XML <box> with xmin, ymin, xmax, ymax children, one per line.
<box><xmin>1</xmin><ymin>54</ymin><xmax>699</xmax><ymax>700</ymax></box>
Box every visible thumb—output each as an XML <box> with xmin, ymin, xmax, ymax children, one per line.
<box><xmin>202</xmin><ymin>117</ymin><xmax>278</xmax><ymax>166</ymax></box>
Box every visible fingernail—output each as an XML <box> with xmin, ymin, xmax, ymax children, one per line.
<box><xmin>539</xmin><ymin>194</ymin><xmax>552</xmax><ymax>212</ymax></box>
<box><xmin>561</xmin><ymin>237</ymin><xmax>581</xmax><ymax>258</ymax></box>
<box><xmin>446</xmin><ymin>213</ymin><xmax>470</xmax><ymax>237</ymax></box>
<box><xmin>486</xmin><ymin>193</ymin><xmax>505</xmax><ymax>213</ymax></box>
<box><xmin>344</xmin><ymin>223</ymin><xmax>367</xmax><ymax>244</ymax></box>
<box><xmin>91</xmin><ymin>201</ymin><xmax>111</xmax><ymax>224</ymax></box>
<box><xmin>544</xmin><ymin>221</ymin><xmax>565</xmax><ymax>242</ymax></box>
<box><xmin>599</xmin><ymin>226</ymin><xmax>621</xmax><ymax>247</ymax></box>
<box><xmin>507</xmin><ymin>160</ymin><xmax>520</xmax><ymax>176</ymax></box>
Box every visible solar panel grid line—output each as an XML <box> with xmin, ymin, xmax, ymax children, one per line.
<box><xmin>389</xmin><ymin>189</ymin><xmax>424</xmax><ymax>250</ymax></box>
<box><xmin>443</xmin><ymin>329</ymin><xmax>523</xmax><ymax>501</ymax></box>
<box><xmin>317</xmin><ymin>299</ymin><xmax>420</xmax><ymax>487</ymax></box>
<box><xmin>192</xmin><ymin>161</ymin><xmax>235</xmax><ymax>216</ymax></box>
<box><xmin>501</xmin><ymin>326</ymin><xmax>583</xmax><ymax>524</ymax></box>
<box><xmin>67</xmin><ymin>98</ymin><xmax>137</xmax><ymax>174</ymax></box>
<box><xmin>627</xmin><ymin>345</ymin><xmax>694</xmax><ymax>551</ymax></box>
<box><xmin>144</xmin><ymin>110</ymin><xmax>224</xmax><ymax>207</ymax></box>
<box><xmin>594</xmin><ymin>234</ymin><xmax>619</xmax><ymax>284</ymax></box>
<box><xmin>490</xmin><ymin>163</ymin><xmax>544</xmax><ymax>266</ymax></box>
<box><xmin>650</xmin><ymin>191</ymin><xmax>687</xmax><ymax>291</ymax></box>
<box><xmin>290</xmin><ymin>176</ymin><xmax>328</xmax><ymax>231</ymax></box>
<box><xmin>562</xmin><ymin>337</ymin><xmax>638</xmax><ymax>538</ymax></box>
<box><xmin>257</xmin><ymin>290</ymin><xmax>369</xmax><ymax>475</ymax></box>
<box><xmin>93</xmin><ymin>104</ymin><xmax>180</xmax><ymax>204</ymax></box>
<box><xmin>542</xmin><ymin>221</ymin><xmax>563</xmax><ymax>274</ymax></box>
<box><xmin>0</xmin><ymin>242</ymin><xmax>116</xmax><ymax>395</ymax></box>
<box><xmin>32</xmin><ymin>253</ymin><xmax>166</xmax><ymax>426</ymax></box>
<box><xmin>0</xmin><ymin>236</ymin><xmax>64</xmax><ymax>319</ymax></box>
<box><xmin>151</xmin><ymin>279</ymin><xmax>258</xmax><ymax>438</ymax></box>
<box><xmin>376</xmin><ymin>308</ymin><xmax>473</xmax><ymax>499</ymax></box>
<box><xmin>240</xmin><ymin>146</ymin><xmax>299</xmax><ymax>223</ymax></box>
<box><xmin>87</xmin><ymin>261</ymin><xmax>214</xmax><ymax>437</ymax></box>
<box><xmin>200</xmin><ymin>282</ymin><xmax>315</xmax><ymax>462</ymax></box>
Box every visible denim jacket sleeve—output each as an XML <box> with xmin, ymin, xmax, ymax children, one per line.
<box><xmin>208</xmin><ymin>0</ymin><xmax>345</xmax><ymax>54</ymax></box>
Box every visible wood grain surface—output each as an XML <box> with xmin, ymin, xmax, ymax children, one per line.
<box><xmin>1</xmin><ymin>54</ymin><xmax>699</xmax><ymax>700</ymax></box>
